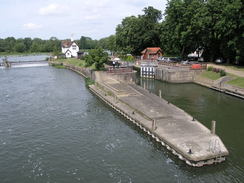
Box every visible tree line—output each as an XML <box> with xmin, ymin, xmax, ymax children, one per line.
<box><xmin>0</xmin><ymin>37</ymin><xmax>61</xmax><ymax>53</ymax></box>
<box><xmin>103</xmin><ymin>0</ymin><xmax>243</xmax><ymax>64</ymax></box>
<box><xmin>1</xmin><ymin>0</ymin><xmax>243</xmax><ymax>64</ymax></box>
<box><xmin>81</xmin><ymin>0</ymin><xmax>243</xmax><ymax>64</ymax></box>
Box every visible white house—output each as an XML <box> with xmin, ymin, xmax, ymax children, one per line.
<box><xmin>61</xmin><ymin>39</ymin><xmax>79</xmax><ymax>58</ymax></box>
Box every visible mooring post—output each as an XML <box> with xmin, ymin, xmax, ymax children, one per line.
<box><xmin>211</xmin><ymin>120</ymin><xmax>216</xmax><ymax>135</ymax></box>
<box><xmin>152</xmin><ymin>119</ymin><xmax>156</xmax><ymax>131</ymax></box>
<box><xmin>159</xmin><ymin>89</ymin><xmax>162</xmax><ymax>98</ymax></box>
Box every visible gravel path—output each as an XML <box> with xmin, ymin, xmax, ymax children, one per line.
<box><xmin>207</xmin><ymin>63</ymin><xmax>244</xmax><ymax>77</ymax></box>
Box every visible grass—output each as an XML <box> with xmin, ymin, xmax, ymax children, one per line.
<box><xmin>227</xmin><ymin>77</ymin><xmax>244</xmax><ymax>88</ymax></box>
<box><xmin>217</xmin><ymin>63</ymin><xmax>244</xmax><ymax>71</ymax></box>
<box><xmin>54</xmin><ymin>58</ymin><xmax>105</xmax><ymax>70</ymax></box>
<box><xmin>53</xmin><ymin>65</ymin><xmax>65</xmax><ymax>69</ymax></box>
<box><xmin>55</xmin><ymin>58</ymin><xmax>86</xmax><ymax>67</ymax></box>
<box><xmin>228</xmin><ymin>66</ymin><xmax>244</xmax><ymax>72</ymax></box>
<box><xmin>201</xmin><ymin>70</ymin><xmax>222</xmax><ymax>80</ymax></box>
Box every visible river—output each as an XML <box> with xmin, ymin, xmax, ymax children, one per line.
<box><xmin>0</xmin><ymin>64</ymin><xmax>243</xmax><ymax>182</ymax></box>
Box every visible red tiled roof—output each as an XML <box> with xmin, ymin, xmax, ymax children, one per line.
<box><xmin>141</xmin><ymin>47</ymin><xmax>162</xmax><ymax>54</ymax></box>
<box><xmin>61</xmin><ymin>40</ymin><xmax>77</xmax><ymax>48</ymax></box>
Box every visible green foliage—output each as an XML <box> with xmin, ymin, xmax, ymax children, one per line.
<box><xmin>53</xmin><ymin>65</ymin><xmax>65</xmax><ymax>69</ymax></box>
<box><xmin>55</xmin><ymin>58</ymin><xmax>86</xmax><ymax>67</ymax></box>
<box><xmin>0</xmin><ymin>37</ymin><xmax>61</xmax><ymax>53</ymax></box>
<box><xmin>220</xmin><ymin>69</ymin><xmax>227</xmax><ymax>77</ymax></box>
<box><xmin>160</xmin><ymin>0</ymin><xmax>244</xmax><ymax>64</ymax></box>
<box><xmin>14</xmin><ymin>42</ymin><xmax>26</xmax><ymax>52</ymax></box>
<box><xmin>85</xmin><ymin>77</ymin><xmax>95</xmax><ymax>87</ymax></box>
<box><xmin>120</xmin><ymin>55</ymin><xmax>135</xmax><ymax>62</ymax></box>
<box><xmin>201</xmin><ymin>70</ymin><xmax>221</xmax><ymax>80</ymax></box>
<box><xmin>115</xmin><ymin>6</ymin><xmax>162</xmax><ymax>55</ymax></box>
<box><xmin>227</xmin><ymin>77</ymin><xmax>244</xmax><ymax>88</ymax></box>
<box><xmin>79</xmin><ymin>36</ymin><xmax>97</xmax><ymax>49</ymax></box>
<box><xmin>97</xmin><ymin>35</ymin><xmax>116</xmax><ymax>52</ymax></box>
<box><xmin>207</xmin><ymin>66</ymin><xmax>213</xmax><ymax>71</ymax></box>
<box><xmin>84</xmin><ymin>48</ymin><xmax>108</xmax><ymax>70</ymax></box>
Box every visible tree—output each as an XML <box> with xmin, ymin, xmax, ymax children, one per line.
<box><xmin>79</xmin><ymin>36</ymin><xmax>97</xmax><ymax>49</ymax></box>
<box><xmin>14</xmin><ymin>42</ymin><xmax>26</xmax><ymax>52</ymax></box>
<box><xmin>116</xmin><ymin>6</ymin><xmax>162</xmax><ymax>55</ymax></box>
<box><xmin>84</xmin><ymin>48</ymin><xmax>108</xmax><ymax>70</ymax></box>
<box><xmin>23</xmin><ymin>37</ymin><xmax>32</xmax><ymax>52</ymax></box>
<box><xmin>97</xmin><ymin>35</ymin><xmax>117</xmax><ymax>52</ymax></box>
<box><xmin>159</xmin><ymin>0</ymin><xmax>244</xmax><ymax>64</ymax></box>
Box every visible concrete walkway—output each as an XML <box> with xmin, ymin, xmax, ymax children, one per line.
<box><xmin>90</xmin><ymin>76</ymin><xmax>229</xmax><ymax>166</ymax></box>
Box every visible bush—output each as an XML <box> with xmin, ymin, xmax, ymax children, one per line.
<box><xmin>220</xmin><ymin>69</ymin><xmax>226</xmax><ymax>77</ymax></box>
<box><xmin>84</xmin><ymin>48</ymin><xmax>108</xmax><ymax>70</ymax></box>
<box><xmin>207</xmin><ymin>66</ymin><xmax>213</xmax><ymax>71</ymax></box>
<box><xmin>85</xmin><ymin>78</ymin><xmax>95</xmax><ymax>86</ymax></box>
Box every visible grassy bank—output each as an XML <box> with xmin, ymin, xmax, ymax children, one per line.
<box><xmin>54</xmin><ymin>58</ymin><xmax>97</xmax><ymax>70</ymax></box>
<box><xmin>55</xmin><ymin>58</ymin><xmax>85</xmax><ymax>67</ymax></box>
<box><xmin>228</xmin><ymin>77</ymin><xmax>244</xmax><ymax>88</ymax></box>
<box><xmin>200</xmin><ymin>70</ymin><xmax>222</xmax><ymax>80</ymax></box>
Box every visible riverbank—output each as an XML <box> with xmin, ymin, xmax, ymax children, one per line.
<box><xmin>194</xmin><ymin>68</ymin><xmax>244</xmax><ymax>99</ymax></box>
<box><xmin>49</xmin><ymin>59</ymin><xmax>93</xmax><ymax>79</ymax></box>
<box><xmin>135</xmin><ymin>62</ymin><xmax>244</xmax><ymax>99</ymax></box>
<box><xmin>49</xmin><ymin>60</ymin><xmax>229</xmax><ymax>167</ymax></box>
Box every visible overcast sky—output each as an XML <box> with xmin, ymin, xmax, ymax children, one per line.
<box><xmin>0</xmin><ymin>0</ymin><xmax>167</xmax><ymax>40</ymax></box>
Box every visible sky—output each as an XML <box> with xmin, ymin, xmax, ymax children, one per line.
<box><xmin>0</xmin><ymin>0</ymin><xmax>167</xmax><ymax>40</ymax></box>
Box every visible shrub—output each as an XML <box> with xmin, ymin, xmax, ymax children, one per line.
<box><xmin>84</xmin><ymin>48</ymin><xmax>108</xmax><ymax>70</ymax></box>
<box><xmin>207</xmin><ymin>66</ymin><xmax>213</xmax><ymax>71</ymax></box>
<box><xmin>85</xmin><ymin>77</ymin><xmax>95</xmax><ymax>86</ymax></box>
<box><xmin>220</xmin><ymin>69</ymin><xmax>226</xmax><ymax>77</ymax></box>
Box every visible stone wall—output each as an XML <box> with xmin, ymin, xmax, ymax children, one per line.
<box><xmin>93</xmin><ymin>71</ymin><xmax>137</xmax><ymax>83</ymax></box>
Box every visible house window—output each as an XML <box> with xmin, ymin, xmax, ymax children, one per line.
<box><xmin>72</xmin><ymin>45</ymin><xmax>76</xmax><ymax>50</ymax></box>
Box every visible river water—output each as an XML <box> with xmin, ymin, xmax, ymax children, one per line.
<box><xmin>0</xmin><ymin>65</ymin><xmax>243</xmax><ymax>183</ymax></box>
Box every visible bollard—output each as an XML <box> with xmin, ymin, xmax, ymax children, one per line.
<box><xmin>152</xmin><ymin>119</ymin><xmax>156</xmax><ymax>131</ymax></box>
<box><xmin>159</xmin><ymin>90</ymin><xmax>162</xmax><ymax>98</ymax></box>
<box><xmin>211</xmin><ymin>120</ymin><xmax>216</xmax><ymax>135</ymax></box>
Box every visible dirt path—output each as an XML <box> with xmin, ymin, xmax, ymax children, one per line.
<box><xmin>207</xmin><ymin>63</ymin><xmax>244</xmax><ymax>77</ymax></box>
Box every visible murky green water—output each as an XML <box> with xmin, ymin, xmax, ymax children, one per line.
<box><xmin>0</xmin><ymin>66</ymin><xmax>243</xmax><ymax>182</ymax></box>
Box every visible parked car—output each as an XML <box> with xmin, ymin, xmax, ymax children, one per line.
<box><xmin>181</xmin><ymin>60</ymin><xmax>189</xmax><ymax>65</ymax></box>
<box><xmin>215</xmin><ymin>58</ymin><xmax>225</xmax><ymax>64</ymax></box>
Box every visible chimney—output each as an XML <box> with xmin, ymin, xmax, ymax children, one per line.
<box><xmin>71</xmin><ymin>33</ymin><xmax>74</xmax><ymax>42</ymax></box>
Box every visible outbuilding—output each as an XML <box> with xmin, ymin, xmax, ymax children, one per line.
<box><xmin>141</xmin><ymin>47</ymin><xmax>163</xmax><ymax>60</ymax></box>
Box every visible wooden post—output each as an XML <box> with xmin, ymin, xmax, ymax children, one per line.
<box><xmin>211</xmin><ymin>120</ymin><xmax>216</xmax><ymax>135</ymax></box>
<box><xmin>159</xmin><ymin>90</ymin><xmax>162</xmax><ymax>98</ymax></box>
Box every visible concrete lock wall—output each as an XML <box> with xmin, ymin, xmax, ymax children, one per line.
<box><xmin>93</xmin><ymin>71</ymin><xmax>137</xmax><ymax>83</ymax></box>
<box><xmin>155</xmin><ymin>68</ymin><xmax>202</xmax><ymax>83</ymax></box>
